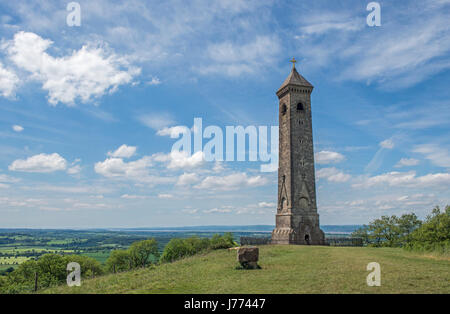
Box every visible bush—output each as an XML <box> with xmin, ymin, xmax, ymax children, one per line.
<box><xmin>210</xmin><ymin>233</ymin><xmax>236</xmax><ymax>249</ymax></box>
<box><xmin>129</xmin><ymin>239</ymin><xmax>159</xmax><ymax>268</ymax></box>
<box><xmin>160</xmin><ymin>238</ymin><xmax>203</xmax><ymax>263</ymax></box>
<box><xmin>106</xmin><ymin>249</ymin><xmax>132</xmax><ymax>273</ymax></box>
<box><xmin>160</xmin><ymin>234</ymin><xmax>236</xmax><ymax>264</ymax></box>
<box><xmin>106</xmin><ymin>238</ymin><xmax>159</xmax><ymax>272</ymax></box>
<box><xmin>404</xmin><ymin>206</ymin><xmax>450</xmax><ymax>254</ymax></box>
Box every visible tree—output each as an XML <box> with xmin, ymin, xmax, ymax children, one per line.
<box><xmin>352</xmin><ymin>213</ymin><xmax>423</xmax><ymax>247</ymax></box>
<box><xmin>406</xmin><ymin>205</ymin><xmax>450</xmax><ymax>252</ymax></box>
<box><xmin>106</xmin><ymin>249</ymin><xmax>132</xmax><ymax>273</ymax></box>
<box><xmin>129</xmin><ymin>239</ymin><xmax>159</xmax><ymax>268</ymax></box>
<box><xmin>397</xmin><ymin>213</ymin><xmax>422</xmax><ymax>245</ymax></box>
<box><xmin>368</xmin><ymin>215</ymin><xmax>401</xmax><ymax>247</ymax></box>
<box><xmin>210</xmin><ymin>233</ymin><xmax>236</xmax><ymax>249</ymax></box>
<box><xmin>34</xmin><ymin>254</ymin><xmax>67</xmax><ymax>287</ymax></box>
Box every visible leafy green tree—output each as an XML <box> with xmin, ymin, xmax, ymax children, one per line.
<box><xmin>160</xmin><ymin>238</ymin><xmax>190</xmax><ymax>263</ymax></box>
<box><xmin>129</xmin><ymin>239</ymin><xmax>159</xmax><ymax>268</ymax></box>
<box><xmin>34</xmin><ymin>254</ymin><xmax>67</xmax><ymax>287</ymax></box>
<box><xmin>397</xmin><ymin>213</ymin><xmax>422</xmax><ymax>245</ymax></box>
<box><xmin>210</xmin><ymin>232</ymin><xmax>236</xmax><ymax>249</ymax></box>
<box><xmin>353</xmin><ymin>213</ymin><xmax>422</xmax><ymax>247</ymax></box>
<box><xmin>106</xmin><ymin>249</ymin><xmax>132</xmax><ymax>273</ymax></box>
<box><xmin>405</xmin><ymin>205</ymin><xmax>450</xmax><ymax>253</ymax></box>
<box><xmin>366</xmin><ymin>215</ymin><xmax>399</xmax><ymax>247</ymax></box>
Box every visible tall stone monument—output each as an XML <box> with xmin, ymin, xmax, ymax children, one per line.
<box><xmin>271</xmin><ymin>58</ymin><xmax>325</xmax><ymax>245</ymax></box>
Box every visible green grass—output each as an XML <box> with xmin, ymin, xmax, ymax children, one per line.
<box><xmin>80</xmin><ymin>251</ymin><xmax>111</xmax><ymax>263</ymax></box>
<box><xmin>42</xmin><ymin>245</ymin><xmax>450</xmax><ymax>294</ymax></box>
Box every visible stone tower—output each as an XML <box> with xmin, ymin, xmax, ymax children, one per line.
<box><xmin>271</xmin><ymin>59</ymin><xmax>325</xmax><ymax>245</ymax></box>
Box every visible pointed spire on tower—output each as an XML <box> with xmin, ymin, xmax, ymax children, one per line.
<box><xmin>277</xmin><ymin>58</ymin><xmax>313</xmax><ymax>95</ymax></box>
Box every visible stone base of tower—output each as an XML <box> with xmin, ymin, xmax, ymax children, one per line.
<box><xmin>271</xmin><ymin>213</ymin><xmax>326</xmax><ymax>245</ymax></box>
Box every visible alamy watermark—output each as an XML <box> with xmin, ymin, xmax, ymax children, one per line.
<box><xmin>67</xmin><ymin>262</ymin><xmax>81</xmax><ymax>287</ymax></box>
<box><xmin>166</xmin><ymin>118</ymin><xmax>278</xmax><ymax>172</ymax></box>
<box><xmin>66</xmin><ymin>2</ymin><xmax>81</xmax><ymax>27</ymax></box>
<box><xmin>366</xmin><ymin>262</ymin><xmax>381</xmax><ymax>286</ymax></box>
<box><xmin>366</xmin><ymin>2</ymin><xmax>381</xmax><ymax>27</ymax></box>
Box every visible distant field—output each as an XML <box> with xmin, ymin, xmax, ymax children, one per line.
<box><xmin>0</xmin><ymin>256</ymin><xmax>30</xmax><ymax>265</ymax></box>
<box><xmin>80</xmin><ymin>251</ymin><xmax>111</xmax><ymax>264</ymax></box>
<box><xmin>43</xmin><ymin>246</ymin><xmax>450</xmax><ymax>294</ymax></box>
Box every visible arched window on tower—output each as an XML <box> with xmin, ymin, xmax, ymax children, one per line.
<box><xmin>281</xmin><ymin>104</ymin><xmax>287</xmax><ymax>115</ymax></box>
<box><xmin>297</xmin><ymin>103</ymin><xmax>304</xmax><ymax>111</ymax></box>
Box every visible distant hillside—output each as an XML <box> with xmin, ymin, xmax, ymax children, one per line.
<box><xmin>111</xmin><ymin>225</ymin><xmax>361</xmax><ymax>234</ymax></box>
<box><xmin>43</xmin><ymin>245</ymin><xmax>450</xmax><ymax>294</ymax></box>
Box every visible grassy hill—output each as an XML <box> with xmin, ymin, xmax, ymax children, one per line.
<box><xmin>43</xmin><ymin>245</ymin><xmax>449</xmax><ymax>294</ymax></box>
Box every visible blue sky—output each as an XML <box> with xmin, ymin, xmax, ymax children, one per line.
<box><xmin>0</xmin><ymin>0</ymin><xmax>449</xmax><ymax>228</ymax></box>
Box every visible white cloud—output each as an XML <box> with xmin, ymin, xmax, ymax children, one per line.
<box><xmin>258</xmin><ymin>202</ymin><xmax>276</xmax><ymax>208</ymax></box>
<box><xmin>138</xmin><ymin>113</ymin><xmax>175</xmax><ymax>130</ymax></box>
<box><xmin>0</xmin><ymin>174</ymin><xmax>20</xmax><ymax>184</ymax></box>
<box><xmin>9</xmin><ymin>153</ymin><xmax>67</xmax><ymax>173</ymax></box>
<box><xmin>94</xmin><ymin>156</ymin><xmax>151</xmax><ymax>178</ymax></box>
<box><xmin>12</xmin><ymin>125</ymin><xmax>24</xmax><ymax>132</ymax></box>
<box><xmin>6</xmin><ymin>31</ymin><xmax>140</xmax><ymax>105</ymax></box>
<box><xmin>395</xmin><ymin>158</ymin><xmax>420</xmax><ymax>168</ymax></box>
<box><xmin>299</xmin><ymin>12</ymin><xmax>363</xmax><ymax>35</ymax></box>
<box><xmin>412</xmin><ymin>144</ymin><xmax>450</xmax><ymax>168</ymax></box>
<box><xmin>195</xmin><ymin>172</ymin><xmax>268</xmax><ymax>190</ymax></box>
<box><xmin>147</xmin><ymin>77</ymin><xmax>161</xmax><ymax>85</ymax></box>
<box><xmin>379</xmin><ymin>139</ymin><xmax>395</xmax><ymax>149</ymax></box>
<box><xmin>23</xmin><ymin>184</ymin><xmax>113</xmax><ymax>194</ymax></box>
<box><xmin>67</xmin><ymin>159</ymin><xmax>82</xmax><ymax>175</ymax></box>
<box><xmin>72</xmin><ymin>202</ymin><xmax>109</xmax><ymax>210</ymax></box>
<box><xmin>121</xmin><ymin>194</ymin><xmax>147</xmax><ymax>199</ymax></box>
<box><xmin>107</xmin><ymin>144</ymin><xmax>137</xmax><ymax>159</ymax></box>
<box><xmin>163</xmin><ymin>151</ymin><xmax>204</xmax><ymax>170</ymax></box>
<box><xmin>94</xmin><ymin>154</ymin><xmax>176</xmax><ymax>186</ymax></box>
<box><xmin>315</xmin><ymin>151</ymin><xmax>345</xmax><ymax>164</ymax></box>
<box><xmin>182</xmin><ymin>208</ymin><xmax>198</xmax><ymax>214</ymax></box>
<box><xmin>203</xmin><ymin>207</ymin><xmax>233</xmax><ymax>214</ymax></box>
<box><xmin>0</xmin><ymin>62</ymin><xmax>19</xmax><ymax>98</ymax></box>
<box><xmin>67</xmin><ymin>164</ymin><xmax>81</xmax><ymax>175</ymax></box>
<box><xmin>176</xmin><ymin>172</ymin><xmax>200</xmax><ymax>186</ymax></box>
<box><xmin>158</xmin><ymin>193</ymin><xmax>174</xmax><ymax>199</ymax></box>
<box><xmin>212</xmin><ymin>162</ymin><xmax>225</xmax><ymax>173</ymax></box>
<box><xmin>157</xmin><ymin>126</ymin><xmax>190</xmax><ymax>138</ymax></box>
<box><xmin>316</xmin><ymin>167</ymin><xmax>351</xmax><ymax>183</ymax></box>
<box><xmin>353</xmin><ymin>171</ymin><xmax>450</xmax><ymax>188</ymax></box>
<box><xmin>199</xmin><ymin>36</ymin><xmax>281</xmax><ymax>76</ymax></box>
